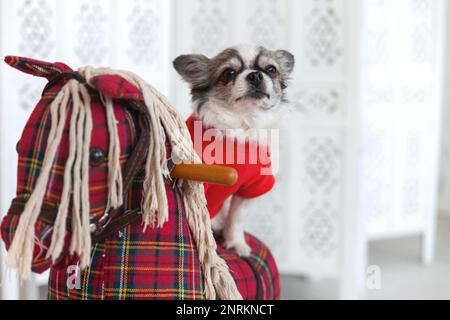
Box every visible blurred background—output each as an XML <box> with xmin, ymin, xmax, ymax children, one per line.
<box><xmin>0</xmin><ymin>0</ymin><xmax>449</xmax><ymax>300</ymax></box>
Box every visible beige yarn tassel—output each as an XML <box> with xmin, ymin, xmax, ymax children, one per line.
<box><xmin>69</xmin><ymin>86</ymin><xmax>86</xmax><ymax>256</ymax></box>
<box><xmin>44</xmin><ymin>81</ymin><xmax>92</xmax><ymax>268</ymax></box>
<box><xmin>7</xmin><ymin>85</ymin><xmax>70</xmax><ymax>278</ymax></box>
<box><xmin>141</xmin><ymin>90</ymin><xmax>169</xmax><ymax>228</ymax></box>
<box><xmin>79</xmin><ymin>85</ymin><xmax>93</xmax><ymax>268</ymax></box>
<box><xmin>46</xmin><ymin>81</ymin><xmax>81</xmax><ymax>261</ymax></box>
<box><xmin>101</xmin><ymin>94</ymin><xmax>123</xmax><ymax>211</ymax></box>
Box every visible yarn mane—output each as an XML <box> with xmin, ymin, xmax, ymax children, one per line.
<box><xmin>6</xmin><ymin>67</ymin><xmax>242</xmax><ymax>300</ymax></box>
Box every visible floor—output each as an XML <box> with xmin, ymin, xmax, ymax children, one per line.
<box><xmin>280</xmin><ymin>216</ymin><xmax>450</xmax><ymax>300</ymax></box>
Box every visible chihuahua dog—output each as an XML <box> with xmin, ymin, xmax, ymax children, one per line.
<box><xmin>173</xmin><ymin>45</ymin><xmax>295</xmax><ymax>256</ymax></box>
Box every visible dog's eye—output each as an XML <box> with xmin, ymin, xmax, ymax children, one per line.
<box><xmin>220</xmin><ymin>68</ymin><xmax>236</xmax><ymax>84</ymax></box>
<box><xmin>265</xmin><ymin>65</ymin><xmax>277</xmax><ymax>76</ymax></box>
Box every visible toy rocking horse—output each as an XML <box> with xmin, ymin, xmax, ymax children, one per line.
<box><xmin>0</xmin><ymin>56</ymin><xmax>280</xmax><ymax>300</ymax></box>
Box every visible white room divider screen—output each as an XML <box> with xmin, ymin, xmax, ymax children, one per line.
<box><xmin>360</xmin><ymin>0</ymin><xmax>446</xmax><ymax>266</ymax></box>
<box><xmin>439</xmin><ymin>4</ymin><xmax>450</xmax><ymax>216</ymax></box>
<box><xmin>0</xmin><ymin>0</ymin><xmax>446</xmax><ymax>300</ymax></box>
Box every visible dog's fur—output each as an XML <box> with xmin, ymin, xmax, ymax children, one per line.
<box><xmin>174</xmin><ymin>45</ymin><xmax>295</xmax><ymax>256</ymax></box>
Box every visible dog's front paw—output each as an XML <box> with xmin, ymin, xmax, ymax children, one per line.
<box><xmin>224</xmin><ymin>240</ymin><xmax>252</xmax><ymax>257</ymax></box>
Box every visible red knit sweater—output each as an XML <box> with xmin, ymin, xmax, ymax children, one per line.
<box><xmin>186</xmin><ymin>116</ymin><xmax>275</xmax><ymax>218</ymax></box>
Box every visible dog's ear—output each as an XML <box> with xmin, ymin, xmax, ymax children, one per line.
<box><xmin>274</xmin><ymin>50</ymin><xmax>295</xmax><ymax>76</ymax></box>
<box><xmin>173</xmin><ymin>54</ymin><xmax>210</xmax><ymax>88</ymax></box>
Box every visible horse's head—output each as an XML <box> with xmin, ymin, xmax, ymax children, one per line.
<box><xmin>2</xmin><ymin>57</ymin><xmax>147</xmax><ymax>273</ymax></box>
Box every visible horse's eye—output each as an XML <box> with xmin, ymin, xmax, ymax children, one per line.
<box><xmin>265</xmin><ymin>65</ymin><xmax>277</xmax><ymax>76</ymax></box>
<box><xmin>220</xmin><ymin>68</ymin><xmax>237</xmax><ymax>84</ymax></box>
<box><xmin>90</xmin><ymin>148</ymin><xmax>105</xmax><ymax>166</ymax></box>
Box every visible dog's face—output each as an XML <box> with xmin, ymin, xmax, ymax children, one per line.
<box><xmin>173</xmin><ymin>45</ymin><xmax>295</xmax><ymax>130</ymax></box>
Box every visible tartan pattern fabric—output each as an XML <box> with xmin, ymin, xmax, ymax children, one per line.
<box><xmin>4</xmin><ymin>56</ymin><xmax>71</xmax><ymax>80</ymax></box>
<box><xmin>90</xmin><ymin>74</ymin><xmax>143</xmax><ymax>101</ymax></box>
<box><xmin>217</xmin><ymin>233</ymin><xmax>280</xmax><ymax>300</ymax></box>
<box><xmin>46</xmin><ymin>230</ymin><xmax>280</xmax><ymax>300</ymax></box>
<box><xmin>47</xmin><ymin>186</ymin><xmax>205</xmax><ymax>300</ymax></box>
<box><xmin>0</xmin><ymin>56</ymin><xmax>280</xmax><ymax>300</ymax></box>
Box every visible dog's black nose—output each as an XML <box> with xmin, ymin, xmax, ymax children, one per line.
<box><xmin>247</xmin><ymin>71</ymin><xmax>264</xmax><ymax>87</ymax></box>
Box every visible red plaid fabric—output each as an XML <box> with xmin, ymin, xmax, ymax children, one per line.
<box><xmin>46</xmin><ymin>231</ymin><xmax>279</xmax><ymax>300</ymax></box>
<box><xmin>0</xmin><ymin>56</ymin><xmax>280</xmax><ymax>300</ymax></box>
<box><xmin>217</xmin><ymin>234</ymin><xmax>280</xmax><ymax>300</ymax></box>
<box><xmin>4</xmin><ymin>56</ymin><xmax>71</xmax><ymax>79</ymax></box>
<box><xmin>90</xmin><ymin>74</ymin><xmax>143</xmax><ymax>101</ymax></box>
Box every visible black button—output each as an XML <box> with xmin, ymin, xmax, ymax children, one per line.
<box><xmin>90</xmin><ymin>148</ymin><xmax>105</xmax><ymax>166</ymax></box>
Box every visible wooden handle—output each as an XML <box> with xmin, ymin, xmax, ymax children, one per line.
<box><xmin>170</xmin><ymin>163</ymin><xmax>238</xmax><ymax>186</ymax></box>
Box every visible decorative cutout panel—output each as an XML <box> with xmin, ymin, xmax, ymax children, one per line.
<box><xmin>73</xmin><ymin>2</ymin><xmax>109</xmax><ymax>65</ymax></box>
<box><xmin>300</xmin><ymin>200</ymin><xmax>336</xmax><ymax>257</ymax></box>
<box><xmin>115</xmin><ymin>0</ymin><xmax>170</xmax><ymax>95</ymax></box>
<box><xmin>18</xmin><ymin>83</ymin><xmax>43</xmax><ymax>112</ymax></box>
<box><xmin>17</xmin><ymin>0</ymin><xmax>54</xmax><ymax>58</ymax></box>
<box><xmin>297</xmin><ymin>132</ymin><xmax>341</xmax><ymax>262</ymax></box>
<box><xmin>294</xmin><ymin>88</ymin><xmax>340</xmax><ymax>117</ymax></box>
<box><xmin>61</xmin><ymin>0</ymin><xmax>113</xmax><ymax>66</ymax></box>
<box><xmin>245</xmin><ymin>0</ymin><xmax>288</xmax><ymax>49</ymax></box>
<box><xmin>305</xmin><ymin>0</ymin><xmax>342</xmax><ymax>67</ymax></box>
<box><xmin>126</xmin><ymin>0</ymin><xmax>161</xmax><ymax>66</ymax></box>
<box><xmin>191</xmin><ymin>0</ymin><xmax>229</xmax><ymax>56</ymax></box>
